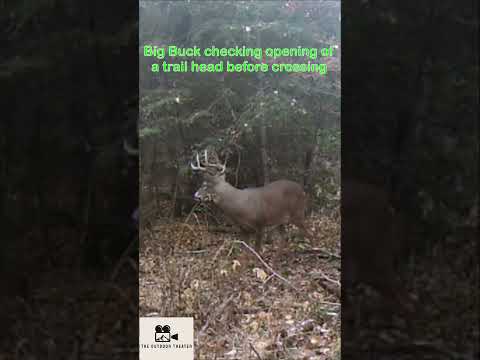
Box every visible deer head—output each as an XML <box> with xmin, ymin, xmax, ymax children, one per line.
<box><xmin>191</xmin><ymin>150</ymin><xmax>226</xmax><ymax>203</ymax></box>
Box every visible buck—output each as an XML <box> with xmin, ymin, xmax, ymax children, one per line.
<box><xmin>190</xmin><ymin>150</ymin><xmax>314</xmax><ymax>250</ymax></box>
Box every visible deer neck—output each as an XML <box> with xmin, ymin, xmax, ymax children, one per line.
<box><xmin>212</xmin><ymin>181</ymin><xmax>249</xmax><ymax>217</ymax></box>
<box><xmin>212</xmin><ymin>181</ymin><xmax>240</xmax><ymax>204</ymax></box>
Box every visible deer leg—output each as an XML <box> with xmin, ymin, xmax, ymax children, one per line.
<box><xmin>265</xmin><ymin>228</ymin><xmax>272</xmax><ymax>244</ymax></box>
<box><xmin>239</xmin><ymin>230</ymin><xmax>251</xmax><ymax>246</ymax></box>
<box><xmin>266</xmin><ymin>225</ymin><xmax>282</xmax><ymax>245</ymax></box>
<box><xmin>277</xmin><ymin>224</ymin><xmax>288</xmax><ymax>245</ymax></box>
<box><xmin>275</xmin><ymin>224</ymin><xmax>289</xmax><ymax>256</ymax></box>
<box><xmin>254</xmin><ymin>228</ymin><xmax>263</xmax><ymax>251</ymax></box>
<box><xmin>293</xmin><ymin>219</ymin><xmax>314</xmax><ymax>241</ymax></box>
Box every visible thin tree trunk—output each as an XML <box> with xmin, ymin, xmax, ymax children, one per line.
<box><xmin>256</xmin><ymin>30</ymin><xmax>269</xmax><ymax>186</ymax></box>
<box><xmin>172</xmin><ymin>104</ymin><xmax>190</xmax><ymax>217</ymax></box>
<box><xmin>304</xmin><ymin>128</ymin><xmax>321</xmax><ymax>192</ymax></box>
<box><xmin>259</xmin><ymin>120</ymin><xmax>270</xmax><ymax>185</ymax></box>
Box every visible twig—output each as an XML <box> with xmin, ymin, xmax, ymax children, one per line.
<box><xmin>264</xmin><ymin>273</ymin><xmax>275</xmax><ymax>285</ymax></box>
<box><xmin>233</xmin><ymin>240</ymin><xmax>299</xmax><ymax>291</ymax></box>
<box><xmin>180</xmin><ymin>222</ymin><xmax>195</xmax><ymax>234</ymax></box>
<box><xmin>302</xmin><ymin>247</ymin><xmax>340</xmax><ymax>259</ymax></box>
<box><xmin>313</xmin><ymin>269</ymin><xmax>340</xmax><ymax>287</ymax></box>
<box><xmin>181</xmin><ymin>203</ymin><xmax>207</xmax><ymax>245</ymax></box>
<box><xmin>249</xmin><ymin>342</ymin><xmax>263</xmax><ymax>360</ymax></box>
<box><xmin>226</xmin><ymin>241</ymin><xmax>236</xmax><ymax>257</ymax></box>
<box><xmin>181</xmin><ymin>249</ymin><xmax>208</xmax><ymax>255</ymax></box>
<box><xmin>197</xmin><ymin>293</ymin><xmax>236</xmax><ymax>339</ymax></box>
<box><xmin>213</xmin><ymin>238</ymin><xmax>230</xmax><ymax>263</ymax></box>
<box><xmin>318</xmin><ymin>300</ymin><xmax>340</xmax><ymax>306</ymax></box>
<box><xmin>184</xmin><ymin>201</ymin><xmax>200</xmax><ymax>224</ymax></box>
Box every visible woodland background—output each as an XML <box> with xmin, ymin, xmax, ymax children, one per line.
<box><xmin>139</xmin><ymin>2</ymin><xmax>341</xmax><ymax>358</ymax></box>
<box><xmin>0</xmin><ymin>0</ymin><xmax>477</xmax><ymax>359</ymax></box>
<box><xmin>139</xmin><ymin>1</ymin><xmax>341</xmax><ymax>222</ymax></box>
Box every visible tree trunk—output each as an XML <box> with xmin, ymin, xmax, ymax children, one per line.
<box><xmin>303</xmin><ymin>128</ymin><xmax>321</xmax><ymax>192</ymax></box>
<box><xmin>259</xmin><ymin>120</ymin><xmax>270</xmax><ymax>185</ymax></box>
<box><xmin>256</xmin><ymin>29</ymin><xmax>269</xmax><ymax>186</ymax></box>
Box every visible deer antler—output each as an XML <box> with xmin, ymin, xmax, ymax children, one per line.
<box><xmin>190</xmin><ymin>152</ymin><xmax>207</xmax><ymax>171</ymax></box>
<box><xmin>203</xmin><ymin>150</ymin><xmax>226</xmax><ymax>174</ymax></box>
<box><xmin>191</xmin><ymin>150</ymin><xmax>226</xmax><ymax>174</ymax></box>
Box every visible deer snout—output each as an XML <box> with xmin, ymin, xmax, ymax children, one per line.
<box><xmin>194</xmin><ymin>191</ymin><xmax>202</xmax><ymax>200</ymax></box>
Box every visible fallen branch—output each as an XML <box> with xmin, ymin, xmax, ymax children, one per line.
<box><xmin>233</xmin><ymin>240</ymin><xmax>299</xmax><ymax>291</ymax></box>
<box><xmin>181</xmin><ymin>249</ymin><xmax>208</xmax><ymax>255</ymax></box>
<box><xmin>312</xmin><ymin>269</ymin><xmax>340</xmax><ymax>287</ymax></box>
<box><xmin>300</xmin><ymin>247</ymin><xmax>340</xmax><ymax>259</ymax></box>
<box><xmin>312</xmin><ymin>270</ymin><xmax>341</xmax><ymax>298</ymax></box>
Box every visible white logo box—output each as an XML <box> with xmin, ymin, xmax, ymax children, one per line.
<box><xmin>140</xmin><ymin>317</ymin><xmax>194</xmax><ymax>360</ymax></box>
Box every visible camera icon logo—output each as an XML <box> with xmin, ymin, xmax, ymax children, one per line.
<box><xmin>155</xmin><ymin>325</ymin><xmax>178</xmax><ymax>342</ymax></box>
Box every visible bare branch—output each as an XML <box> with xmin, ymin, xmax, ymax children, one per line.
<box><xmin>249</xmin><ymin>342</ymin><xmax>263</xmax><ymax>360</ymax></box>
<box><xmin>233</xmin><ymin>240</ymin><xmax>299</xmax><ymax>292</ymax></box>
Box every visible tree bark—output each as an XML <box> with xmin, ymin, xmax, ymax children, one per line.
<box><xmin>304</xmin><ymin>127</ymin><xmax>321</xmax><ymax>193</ymax></box>
<box><xmin>259</xmin><ymin>120</ymin><xmax>270</xmax><ymax>185</ymax></box>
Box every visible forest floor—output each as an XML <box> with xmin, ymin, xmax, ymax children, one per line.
<box><xmin>139</xmin><ymin>210</ymin><xmax>341</xmax><ymax>360</ymax></box>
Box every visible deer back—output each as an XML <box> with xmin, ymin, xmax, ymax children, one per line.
<box><xmin>255</xmin><ymin>180</ymin><xmax>307</xmax><ymax>226</ymax></box>
<box><xmin>208</xmin><ymin>179</ymin><xmax>306</xmax><ymax>230</ymax></box>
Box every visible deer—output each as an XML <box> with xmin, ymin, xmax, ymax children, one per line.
<box><xmin>190</xmin><ymin>150</ymin><xmax>314</xmax><ymax>251</ymax></box>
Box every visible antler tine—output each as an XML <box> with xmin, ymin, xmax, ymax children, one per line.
<box><xmin>190</xmin><ymin>152</ymin><xmax>206</xmax><ymax>171</ymax></box>
<box><xmin>204</xmin><ymin>149</ymin><xmax>226</xmax><ymax>172</ymax></box>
